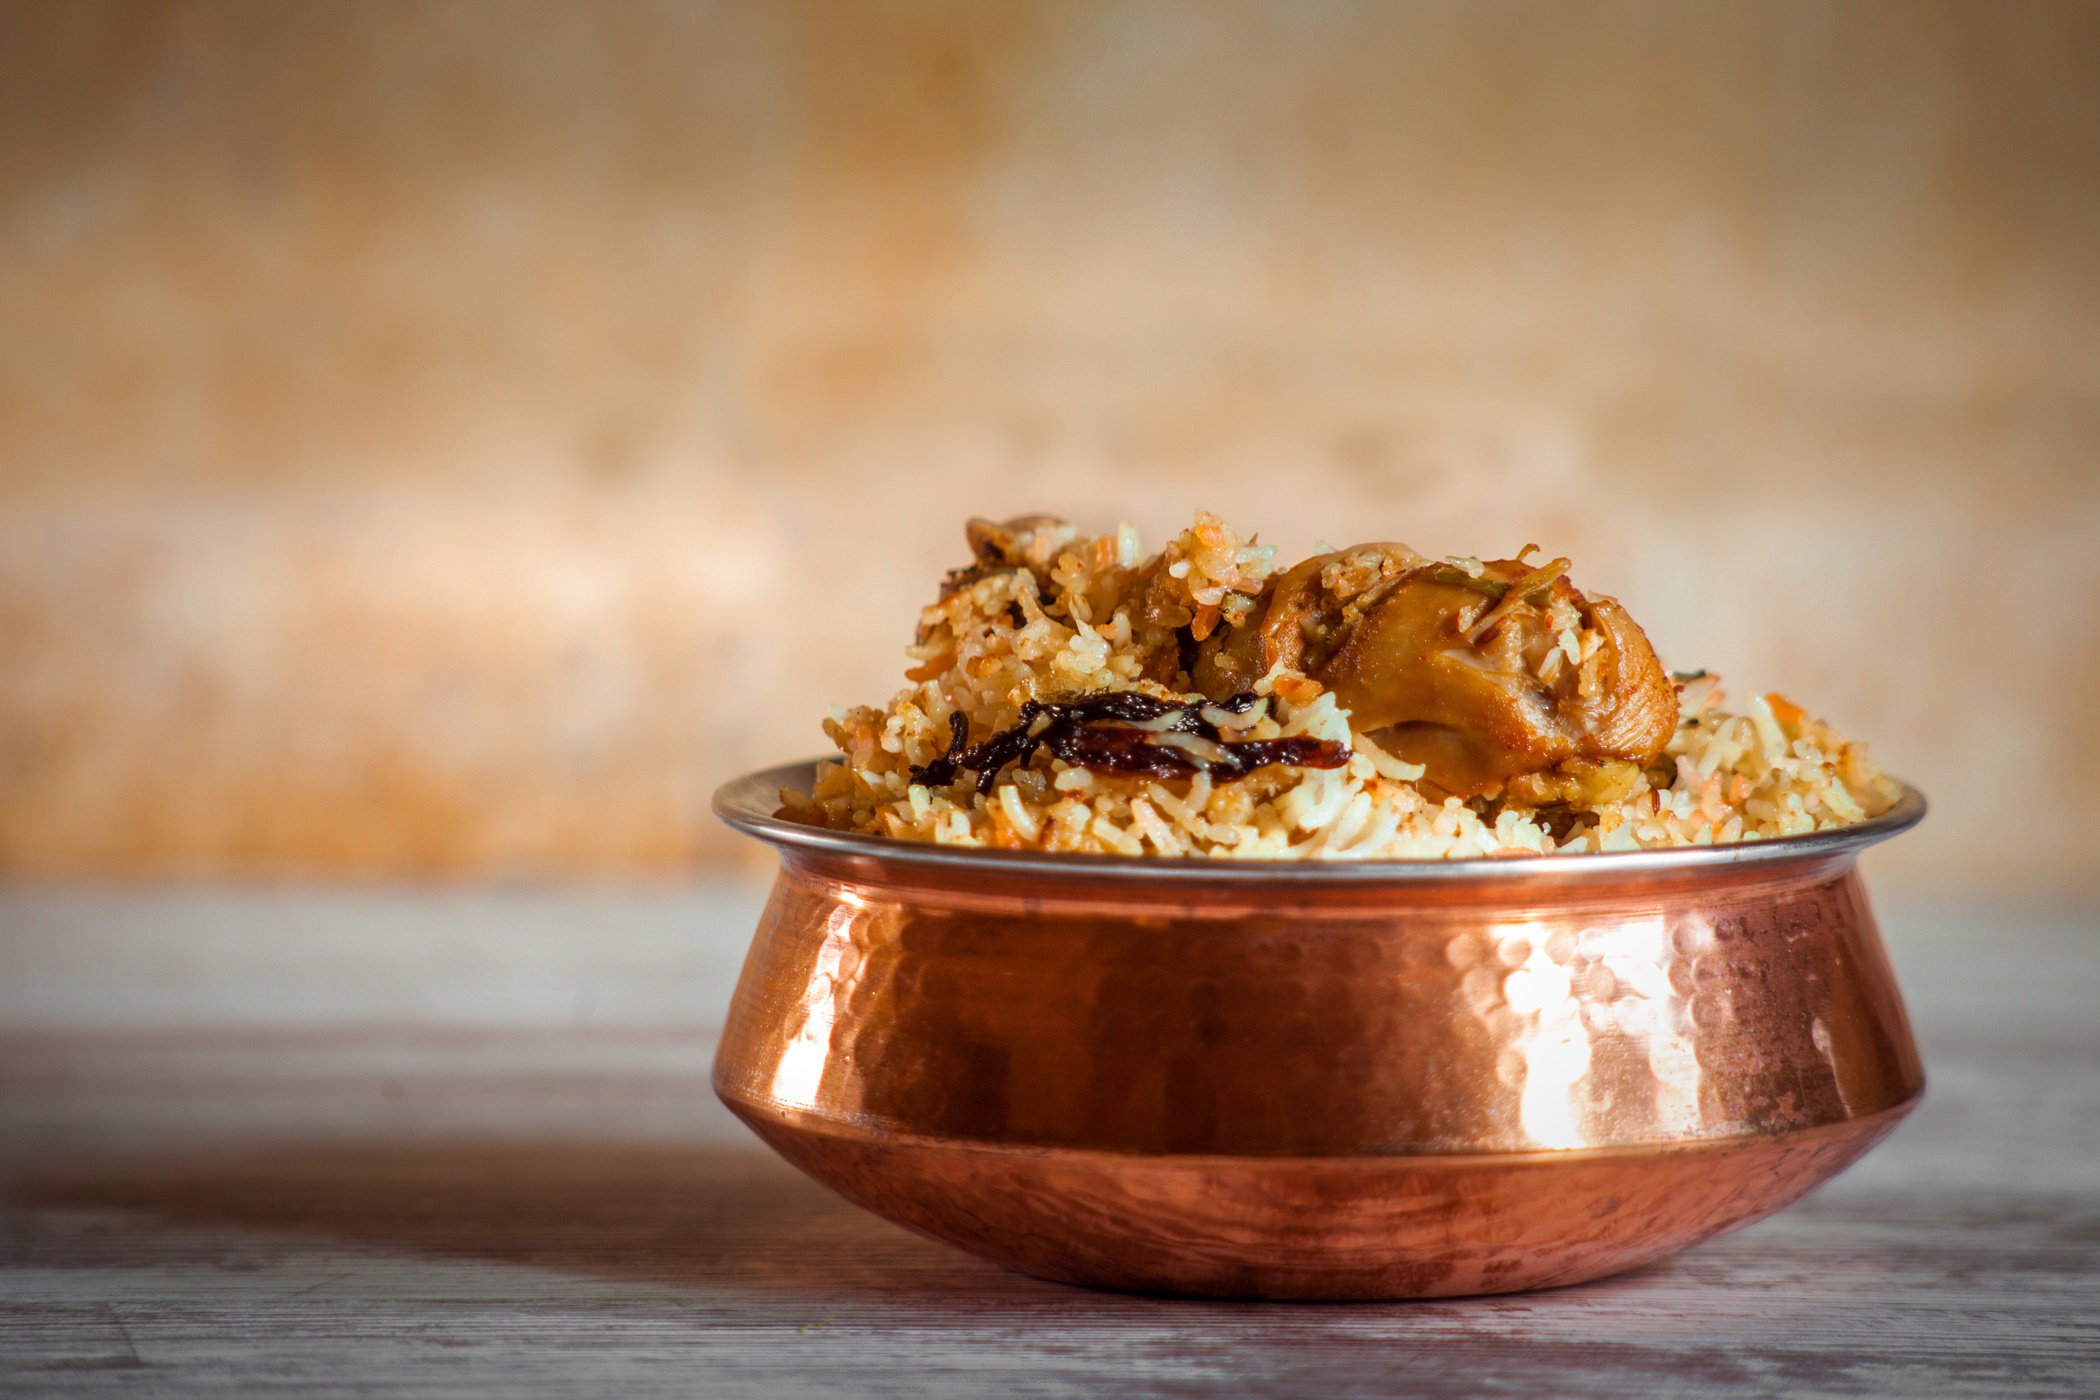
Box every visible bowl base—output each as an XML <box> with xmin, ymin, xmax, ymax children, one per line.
<box><xmin>729</xmin><ymin>1098</ymin><xmax>1917</xmax><ymax>1300</ymax></box>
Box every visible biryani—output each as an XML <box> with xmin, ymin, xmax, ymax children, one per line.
<box><xmin>783</xmin><ymin>513</ymin><xmax>1900</xmax><ymax>859</ymax></box>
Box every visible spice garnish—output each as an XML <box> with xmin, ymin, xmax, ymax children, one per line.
<box><xmin>1429</xmin><ymin>566</ymin><xmax>1509</xmax><ymax>599</ymax></box>
<box><xmin>911</xmin><ymin>691</ymin><xmax>1349</xmax><ymax>795</ymax></box>
<box><xmin>1464</xmin><ymin>557</ymin><xmax>1571</xmax><ymax>644</ymax></box>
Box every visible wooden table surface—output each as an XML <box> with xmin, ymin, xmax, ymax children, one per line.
<box><xmin>1</xmin><ymin>886</ymin><xmax>2094</xmax><ymax>1398</ymax></box>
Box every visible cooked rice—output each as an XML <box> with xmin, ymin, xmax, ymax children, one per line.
<box><xmin>784</xmin><ymin>514</ymin><xmax>1901</xmax><ymax>859</ymax></box>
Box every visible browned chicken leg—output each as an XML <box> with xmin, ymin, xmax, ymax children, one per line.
<box><xmin>1196</xmin><ymin>549</ymin><xmax>1678</xmax><ymax>800</ymax></box>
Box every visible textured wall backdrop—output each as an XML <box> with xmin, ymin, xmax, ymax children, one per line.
<box><xmin>2</xmin><ymin>1</ymin><xmax>2096</xmax><ymax>891</ymax></box>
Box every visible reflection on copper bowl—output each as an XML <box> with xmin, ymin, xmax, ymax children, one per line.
<box><xmin>712</xmin><ymin>761</ymin><xmax>1926</xmax><ymax>1300</ymax></box>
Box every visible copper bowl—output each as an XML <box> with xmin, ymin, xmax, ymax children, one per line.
<box><xmin>713</xmin><ymin>761</ymin><xmax>1926</xmax><ymax>1299</ymax></box>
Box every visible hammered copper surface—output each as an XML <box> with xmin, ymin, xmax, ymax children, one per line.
<box><xmin>738</xmin><ymin>1106</ymin><xmax>1909</xmax><ymax>1299</ymax></box>
<box><xmin>713</xmin><ymin>770</ymin><xmax>1925</xmax><ymax>1298</ymax></box>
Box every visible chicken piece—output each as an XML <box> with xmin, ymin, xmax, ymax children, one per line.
<box><xmin>1189</xmin><ymin>542</ymin><xmax>1424</xmax><ymax>696</ymax></box>
<box><xmin>1196</xmin><ymin>550</ymin><xmax>1678</xmax><ymax>800</ymax></box>
<box><xmin>1319</xmin><ymin>556</ymin><xmax>1676</xmax><ymax>797</ymax></box>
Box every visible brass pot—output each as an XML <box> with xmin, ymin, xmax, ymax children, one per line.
<box><xmin>713</xmin><ymin>762</ymin><xmax>1925</xmax><ymax>1299</ymax></box>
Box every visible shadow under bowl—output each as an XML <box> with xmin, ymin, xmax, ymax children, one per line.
<box><xmin>713</xmin><ymin>761</ymin><xmax>1926</xmax><ymax>1300</ymax></box>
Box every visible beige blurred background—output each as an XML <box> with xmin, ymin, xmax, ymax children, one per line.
<box><xmin>1</xmin><ymin>0</ymin><xmax>2095</xmax><ymax>893</ymax></box>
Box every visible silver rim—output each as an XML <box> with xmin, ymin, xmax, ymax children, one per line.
<box><xmin>712</xmin><ymin>759</ymin><xmax>1927</xmax><ymax>884</ymax></box>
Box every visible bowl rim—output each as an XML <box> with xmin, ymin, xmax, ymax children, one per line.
<box><xmin>714</xmin><ymin>759</ymin><xmax>1927</xmax><ymax>884</ymax></box>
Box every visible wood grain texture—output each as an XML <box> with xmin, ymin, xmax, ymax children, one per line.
<box><xmin>0</xmin><ymin>890</ymin><xmax>2095</xmax><ymax>1397</ymax></box>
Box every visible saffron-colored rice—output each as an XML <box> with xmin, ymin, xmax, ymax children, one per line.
<box><xmin>785</xmin><ymin>514</ymin><xmax>1900</xmax><ymax>859</ymax></box>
